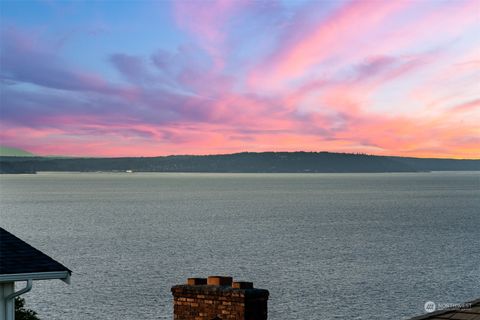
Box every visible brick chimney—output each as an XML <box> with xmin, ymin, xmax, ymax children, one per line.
<box><xmin>171</xmin><ymin>276</ymin><xmax>269</xmax><ymax>320</ymax></box>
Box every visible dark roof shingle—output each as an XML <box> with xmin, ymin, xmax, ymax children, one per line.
<box><xmin>0</xmin><ymin>227</ymin><xmax>71</xmax><ymax>275</ymax></box>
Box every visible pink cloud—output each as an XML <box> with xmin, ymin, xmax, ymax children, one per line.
<box><xmin>173</xmin><ymin>0</ymin><xmax>250</xmax><ymax>70</ymax></box>
<box><xmin>248</xmin><ymin>1</ymin><xmax>409</xmax><ymax>91</ymax></box>
<box><xmin>451</xmin><ymin>99</ymin><xmax>480</xmax><ymax>113</ymax></box>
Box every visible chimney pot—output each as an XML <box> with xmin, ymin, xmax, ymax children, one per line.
<box><xmin>187</xmin><ymin>278</ymin><xmax>207</xmax><ymax>285</ymax></box>
<box><xmin>232</xmin><ymin>281</ymin><xmax>254</xmax><ymax>289</ymax></box>
<box><xmin>207</xmin><ymin>276</ymin><xmax>233</xmax><ymax>286</ymax></box>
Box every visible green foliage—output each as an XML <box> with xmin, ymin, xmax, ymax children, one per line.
<box><xmin>15</xmin><ymin>297</ymin><xmax>40</xmax><ymax>320</ymax></box>
<box><xmin>0</xmin><ymin>146</ymin><xmax>35</xmax><ymax>157</ymax></box>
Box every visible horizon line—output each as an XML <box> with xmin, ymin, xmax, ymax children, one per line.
<box><xmin>2</xmin><ymin>147</ymin><xmax>479</xmax><ymax>161</ymax></box>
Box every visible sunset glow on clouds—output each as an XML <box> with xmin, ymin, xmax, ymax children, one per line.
<box><xmin>0</xmin><ymin>0</ymin><xmax>479</xmax><ymax>158</ymax></box>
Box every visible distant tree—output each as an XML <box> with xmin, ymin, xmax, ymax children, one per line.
<box><xmin>15</xmin><ymin>297</ymin><xmax>40</xmax><ymax>320</ymax></box>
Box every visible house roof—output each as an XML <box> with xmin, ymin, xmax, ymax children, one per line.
<box><xmin>410</xmin><ymin>298</ymin><xmax>480</xmax><ymax>320</ymax></box>
<box><xmin>0</xmin><ymin>227</ymin><xmax>71</xmax><ymax>281</ymax></box>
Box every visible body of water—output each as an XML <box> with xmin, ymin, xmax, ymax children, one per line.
<box><xmin>0</xmin><ymin>172</ymin><xmax>479</xmax><ymax>319</ymax></box>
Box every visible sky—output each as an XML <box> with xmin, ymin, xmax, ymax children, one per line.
<box><xmin>0</xmin><ymin>0</ymin><xmax>479</xmax><ymax>158</ymax></box>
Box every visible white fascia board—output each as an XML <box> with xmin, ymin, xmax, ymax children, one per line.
<box><xmin>0</xmin><ymin>271</ymin><xmax>71</xmax><ymax>284</ymax></box>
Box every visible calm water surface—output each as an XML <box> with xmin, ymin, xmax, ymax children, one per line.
<box><xmin>0</xmin><ymin>172</ymin><xmax>479</xmax><ymax>320</ymax></box>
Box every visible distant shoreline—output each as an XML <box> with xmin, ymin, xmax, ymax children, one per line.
<box><xmin>1</xmin><ymin>151</ymin><xmax>479</xmax><ymax>174</ymax></box>
<box><xmin>2</xmin><ymin>171</ymin><xmax>479</xmax><ymax>177</ymax></box>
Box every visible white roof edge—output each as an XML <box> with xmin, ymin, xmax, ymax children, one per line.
<box><xmin>0</xmin><ymin>271</ymin><xmax>71</xmax><ymax>284</ymax></box>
